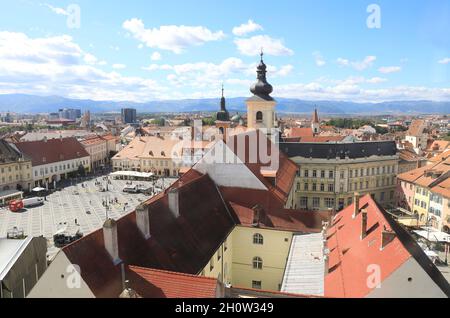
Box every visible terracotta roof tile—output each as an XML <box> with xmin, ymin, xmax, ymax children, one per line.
<box><xmin>325</xmin><ymin>194</ymin><xmax>450</xmax><ymax>298</ymax></box>
<box><xmin>62</xmin><ymin>173</ymin><xmax>236</xmax><ymax>298</ymax></box>
<box><xmin>14</xmin><ymin>137</ymin><xmax>89</xmax><ymax>166</ymax></box>
<box><xmin>127</xmin><ymin>266</ymin><xmax>219</xmax><ymax>298</ymax></box>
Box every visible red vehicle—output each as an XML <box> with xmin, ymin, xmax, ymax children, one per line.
<box><xmin>9</xmin><ymin>200</ymin><xmax>24</xmax><ymax>212</ymax></box>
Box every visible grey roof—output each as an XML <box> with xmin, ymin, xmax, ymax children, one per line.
<box><xmin>281</xmin><ymin>233</ymin><xmax>324</xmax><ymax>296</ymax></box>
<box><xmin>0</xmin><ymin>139</ymin><xmax>23</xmax><ymax>163</ymax></box>
<box><xmin>0</xmin><ymin>237</ymin><xmax>32</xmax><ymax>280</ymax></box>
<box><xmin>279</xmin><ymin>141</ymin><xmax>398</xmax><ymax>159</ymax></box>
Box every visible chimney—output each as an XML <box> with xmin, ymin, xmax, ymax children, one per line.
<box><xmin>381</xmin><ymin>229</ymin><xmax>396</xmax><ymax>250</ymax></box>
<box><xmin>353</xmin><ymin>192</ymin><xmax>360</xmax><ymax>218</ymax></box>
<box><xmin>252</xmin><ymin>205</ymin><xmax>264</xmax><ymax>226</ymax></box>
<box><xmin>103</xmin><ymin>218</ymin><xmax>121</xmax><ymax>265</ymax></box>
<box><xmin>136</xmin><ymin>204</ymin><xmax>151</xmax><ymax>239</ymax></box>
<box><xmin>360</xmin><ymin>209</ymin><xmax>368</xmax><ymax>240</ymax></box>
<box><xmin>168</xmin><ymin>188</ymin><xmax>179</xmax><ymax>218</ymax></box>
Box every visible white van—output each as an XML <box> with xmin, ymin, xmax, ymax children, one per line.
<box><xmin>22</xmin><ymin>197</ymin><xmax>44</xmax><ymax>208</ymax></box>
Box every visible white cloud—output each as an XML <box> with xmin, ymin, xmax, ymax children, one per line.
<box><xmin>275</xmin><ymin>82</ymin><xmax>450</xmax><ymax>102</ymax></box>
<box><xmin>112</xmin><ymin>64</ymin><xmax>126</xmax><ymax>69</ymax></box>
<box><xmin>234</xmin><ymin>35</ymin><xmax>294</xmax><ymax>56</ymax></box>
<box><xmin>313</xmin><ymin>51</ymin><xmax>326</xmax><ymax>67</ymax></box>
<box><xmin>378</xmin><ymin>66</ymin><xmax>401</xmax><ymax>74</ymax></box>
<box><xmin>151</xmin><ymin>52</ymin><xmax>162</xmax><ymax>61</ymax></box>
<box><xmin>123</xmin><ymin>18</ymin><xmax>225</xmax><ymax>54</ymax></box>
<box><xmin>438</xmin><ymin>58</ymin><xmax>450</xmax><ymax>64</ymax></box>
<box><xmin>232</xmin><ymin>20</ymin><xmax>263</xmax><ymax>36</ymax></box>
<box><xmin>274</xmin><ymin>64</ymin><xmax>293</xmax><ymax>77</ymax></box>
<box><xmin>366</xmin><ymin>77</ymin><xmax>388</xmax><ymax>84</ymax></box>
<box><xmin>42</xmin><ymin>3</ymin><xmax>69</xmax><ymax>16</ymax></box>
<box><xmin>0</xmin><ymin>31</ymin><xmax>169</xmax><ymax>102</ymax></box>
<box><xmin>337</xmin><ymin>56</ymin><xmax>376</xmax><ymax>71</ymax></box>
<box><xmin>143</xmin><ymin>58</ymin><xmax>292</xmax><ymax>90</ymax></box>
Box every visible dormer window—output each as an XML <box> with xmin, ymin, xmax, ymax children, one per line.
<box><xmin>42</xmin><ymin>157</ymin><xmax>46</xmax><ymax>163</ymax></box>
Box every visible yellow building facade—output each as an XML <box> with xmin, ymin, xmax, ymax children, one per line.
<box><xmin>201</xmin><ymin>225</ymin><xmax>295</xmax><ymax>292</ymax></box>
<box><xmin>291</xmin><ymin>155</ymin><xmax>399</xmax><ymax>211</ymax></box>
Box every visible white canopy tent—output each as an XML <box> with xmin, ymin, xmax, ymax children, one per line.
<box><xmin>110</xmin><ymin>171</ymin><xmax>154</xmax><ymax>178</ymax></box>
<box><xmin>32</xmin><ymin>187</ymin><xmax>46</xmax><ymax>192</ymax></box>
<box><xmin>413</xmin><ymin>227</ymin><xmax>450</xmax><ymax>243</ymax></box>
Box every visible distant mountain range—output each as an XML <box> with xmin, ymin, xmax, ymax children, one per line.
<box><xmin>0</xmin><ymin>94</ymin><xmax>449</xmax><ymax>115</ymax></box>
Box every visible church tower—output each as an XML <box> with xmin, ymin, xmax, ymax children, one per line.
<box><xmin>246</xmin><ymin>51</ymin><xmax>277</xmax><ymax>130</ymax></box>
<box><xmin>215</xmin><ymin>84</ymin><xmax>231</xmax><ymax>140</ymax></box>
<box><xmin>311</xmin><ymin>108</ymin><xmax>320</xmax><ymax>135</ymax></box>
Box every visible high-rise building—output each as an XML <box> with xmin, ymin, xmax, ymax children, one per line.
<box><xmin>121</xmin><ymin>108</ymin><xmax>137</xmax><ymax>124</ymax></box>
<box><xmin>58</xmin><ymin>108</ymin><xmax>81</xmax><ymax>121</ymax></box>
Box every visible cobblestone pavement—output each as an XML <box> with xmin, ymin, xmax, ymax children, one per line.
<box><xmin>0</xmin><ymin>175</ymin><xmax>176</xmax><ymax>247</ymax></box>
<box><xmin>437</xmin><ymin>251</ymin><xmax>450</xmax><ymax>284</ymax></box>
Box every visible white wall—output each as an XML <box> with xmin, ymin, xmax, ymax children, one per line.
<box><xmin>28</xmin><ymin>252</ymin><xmax>95</xmax><ymax>298</ymax></box>
<box><xmin>367</xmin><ymin>257</ymin><xmax>447</xmax><ymax>298</ymax></box>
<box><xmin>194</xmin><ymin>140</ymin><xmax>267</xmax><ymax>190</ymax></box>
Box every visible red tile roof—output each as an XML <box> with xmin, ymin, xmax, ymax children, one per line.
<box><xmin>14</xmin><ymin>137</ymin><xmax>89</xmax><ymax>166</ymax></box>
<box><xmin>325</xmin><ymin>194</ymin><xmax>450</xmax><ymax>298</ymax></box>
<box><xmin>62</xmin><ymin>173</ymin><xmax>236</xmax><ymax>298</ymax></box>
<box><xmin>299</xmin><ymin>136</ymin><xmax>344</xmax><ymax>143</ymax></box>
<box><xmin>225</xmin><ymin>130</ymin><xmax>298</xmax><ymax>204</ymax></box>
<box><xmin>286</xmin><ymin>128</ymin><xmax>314</xmax><ymax>139</ymax></box>
<box><xmin>229</xmin><ymin>200</ymin><xmax>329</xmax><ymax>232</ymax></box>
<box><xmin>407</xmin><ymin>119</ymin><xmax>426</xmax><ymax>136</ymax></box>
<box><xmin>127</xmin><ymin>266</ymin><xmax>219</xmax><ymax>298</ymax></box>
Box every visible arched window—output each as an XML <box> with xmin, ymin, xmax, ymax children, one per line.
<box><xmin>253</xmin><ymin>233</ymin><xmax>264</xmax><ymax>245</ymax></box>
<box><xmin>256</xmin><ymin>111</ymin><xmax>263</xmax><ymax>122</ymax></box>
<box><xmin>253</xmin><ymin>257</ymin><xmax>263</xmax><ymax>270</ymax></box>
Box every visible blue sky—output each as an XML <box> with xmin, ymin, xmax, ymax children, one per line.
<box><xmin>0</xmin><ymin>0</ymin><xmax>449</xmax><ymax>102</ymax></box>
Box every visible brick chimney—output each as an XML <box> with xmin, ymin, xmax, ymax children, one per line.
<box><xmin>136</xmin><ymin>203</ymin><xmax>150</xmax><ymax>239</ymax></box>
<box><xmin>168</xmin><ymin>188</ymin><xmax>180</xmax><ymax>218</ymax></box>
<box><xmin>381</xmin><ymin>229</ymin><xmax>396</xmax><ymax>250</ymax></box>
<box><xmin>103</xmin><ymin>218</ymin><xmax>121</xmax><ymax>265</ymax></box>
<box><xmin>360</xmin><ymin>209</ymin><xmax>368</xmax><ymax>240</ymax></box>
<box><xmin>353</xmin><ymin>192</ymin><xmax>360</xmax><ymax>218</ymax></box>
<box><xmin>252</xmin><ymin>205</ymin><xmax>265</xmax><ymax>227</ymax></box>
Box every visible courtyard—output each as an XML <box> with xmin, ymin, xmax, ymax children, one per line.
<box><xmin>0</xmin><ymin>174</ymin><xmax>176</xmax><ymax>249</ymax></box>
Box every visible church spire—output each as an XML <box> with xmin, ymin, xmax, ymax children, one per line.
<box><xmin>220</xmin><ymin>83</ymin><xmax>226</xmax><ymax>111</ymax></box>
<box><xmin>250</xmin><ymin>49</ymin><xmax>274</xmax><ymax>100</ymax></box>
<box><xmin>216</xmin><ymin>84</ymin><xmax>230</xmax><ymax>122</ymax></box>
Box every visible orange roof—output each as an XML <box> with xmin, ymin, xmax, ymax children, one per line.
<box><xmin>325</xmin><ymin>194</ymin><xmax>450</xmax><ymax>298</ymax></box>
<box><xmin>299</xmin><ymin>136</ymin><xmax>344</xmax><ymax>143</ymax></box>
<box><xmin>398</xmin><ymin>148</ymin><xmax>421</xmax><ymax>162</ymax></box>
<box><xmin>429</xmin><ymin>149</ymin><xmax>450</xmax><ymax>163</ymax></box>
<box><xmin>80</xmin><ymin>136</ymin><xmax>105</xmax><ymax>146</ymax></box>
<box><xmin>127</xmin><ymin>266</ymin><xmax>219</xmax><ymax>298</ymax></box>
<box><xmin>407</xmin><ymin>119</ymin><xmax>426</xmax><ymax>136</ymax></box>
<box><xmin>285</xmin><ymin>127</ymin><xmax>313</xmax><ymax>139</ymax></box>
<box><xmin>426</xmin><ymin>140</ymin><xmax>449</xmax><ymax>152</ymax></box>
<box><xmin>398</xmin><ymin>156</ymin><xmax>450</xmax><ymax>189</ymax></box>
<box><xmin>14</xmin><ymin>137</ymin><xmax>89</xmax><ymax>166</ymax></box>
<box><xmin>225</xmin><ymin>129</ymin><xmax>298</xmax><ymax>204</ymax></box>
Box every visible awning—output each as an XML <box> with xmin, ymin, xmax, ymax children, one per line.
<box><xmin>413</xmin><ymin>228</ymin><xmax>450</xmax><ymax>243</ymax></box>
<box><xmin>110</xmin><ymin>171</ymin><xmax>154</xmax><ymax>178</ymax></box>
